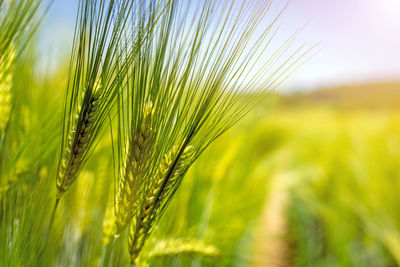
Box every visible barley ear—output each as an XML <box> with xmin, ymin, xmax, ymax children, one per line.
<box><xmin>0</xmin><ymin>47</ymin><xmax>15</xmax><ymax>138</ymax></box>
<box><xmin>149</xmin><ymin>238</ymin><xmax>219</xmax><ymax>258</ymax></box>
<box><xmin>56</xmin><ymin>0</ymin><xmax>142</xmax><ymax>200</ymax></box>
<box><xmin>56</xmin><ymin>89</ymin><xmax>101</xmax><ymax>199</ymax></box>
<box><xmin>128</xmin><ymin>145</ymin><xmax>194</xmax><ymax>263</ymax></box>
<box><xmin>114</xmin><ymin>101</ymin><xmax>155</xmax><ymax>234</ymax></box>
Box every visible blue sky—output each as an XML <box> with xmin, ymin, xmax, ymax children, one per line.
<box><xmin>40</xmin><ymin>0</ymin><xmax>400</xmax><ymax>92</ymax></box>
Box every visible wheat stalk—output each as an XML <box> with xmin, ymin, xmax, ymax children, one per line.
<box><xmin>128</xmin><ymin>145</ymin><xmax>193</xmax><ymax>263</ymax></box>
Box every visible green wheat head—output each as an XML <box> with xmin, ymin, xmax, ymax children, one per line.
<box><xmin>149</xmin><ymin>238</ymin><xmax>219</xmax><ymax>258</ymax></box>
<box><xmin>128</xmin><ymin>145</ymin><xmax>194</xmax><ymax>262</ymax></box>
<box><xmin>0</xmin><ymin>0</ymin><xmax>42</xmax><ymax>56</ymax></box>
<box><xmin>0</xmin><ymin>0</ymin><xmax>42</xmax><ymax>144</ymax></box>
<box><xmin>114</xmin><ymin>101</ymin><xmax>155</xmax><ymax>234</ymax></box>
<box><xmin>0</xmin><ymin>46</ymin><xmax>14</xmax><ymax>138</ymax></box>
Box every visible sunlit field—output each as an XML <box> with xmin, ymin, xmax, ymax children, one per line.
<box><xmin>1</xmin><ymin>0</ymin><xmax>400</xmax><ymax>266</ymax></box>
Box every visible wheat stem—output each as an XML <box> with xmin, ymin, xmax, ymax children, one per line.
<box><xmin>100</xmin><ymin>239</ymin><xmax>114</xmax><ymax>267</ymax></box>
<box><xmin>39</xmin><ymin>198</ymin><xmax>60</xmax><ymax>261</ymax></box>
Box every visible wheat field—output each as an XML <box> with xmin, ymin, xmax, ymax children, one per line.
<box><xmin>0</xmin><ymin>0</ymin><xmax>399</xmax><ymax>267</ymax></box>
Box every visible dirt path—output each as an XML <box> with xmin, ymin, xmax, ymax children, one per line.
<box><xmin>251</xmin><ymin>171</ymin><xmax>291</xmax><ymax>267</ymax></box>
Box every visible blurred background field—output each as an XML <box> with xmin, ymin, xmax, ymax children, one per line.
<box><xmin>156</xmin><ymin>82</ymin><xmax>400</xmax><ymax>266</ymax></box>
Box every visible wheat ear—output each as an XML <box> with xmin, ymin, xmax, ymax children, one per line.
<box><xmin>113</xmin><ymin>102</ymin><xmax>155</xmax><ymax>234</ymax></box>
<box><xmin>149</xmin><ymin>238</ymin><xmax>219</xmax><ymax>258</ymax></box>
<box><xmin>0</xmin><ymin>48</ymin><xmax>15</xmax><ymax>138</ymax></box>
<box><xmin>56</xmin><ymin>89</ymin><xmax>101</xmax><ymax>199</ymax></box>
<box><xmin>128</xmin><ymin>145</ymin><xmax>193</xmax><ymax>263</ymax></box>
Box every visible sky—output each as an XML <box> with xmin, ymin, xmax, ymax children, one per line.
<box><xmin>40</xmin><ymin>0</ymin><xmax>400</xmax><ymax>92</ymax></box>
